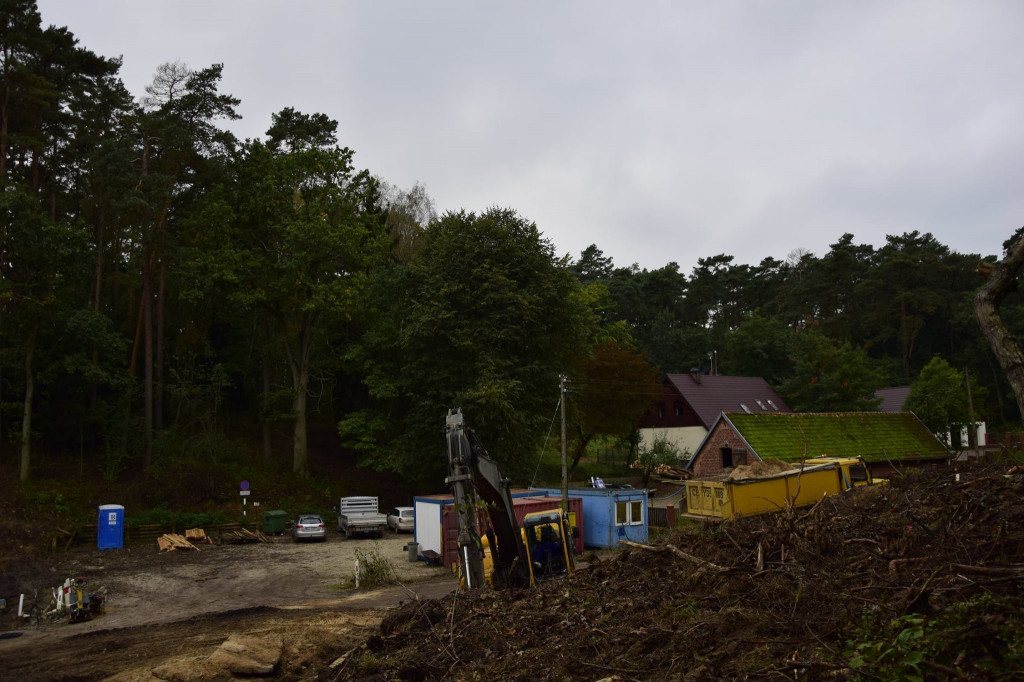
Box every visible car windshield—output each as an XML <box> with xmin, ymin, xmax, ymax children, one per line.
<box><xmin>299</xmin><ymin>516</ymin><xmax>321</xmax><ymax>524</ymax></box>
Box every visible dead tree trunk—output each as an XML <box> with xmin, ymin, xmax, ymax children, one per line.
<box><xmin>975</xmin><ymin>234</ymin><xmax>1024</xmax><ymax>418</ymax></box>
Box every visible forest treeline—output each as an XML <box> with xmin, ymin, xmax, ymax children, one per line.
<box><xmin>2</xmin><ymin>2</ymin><xmax>1020</xmax><ymax>488</ymax></box>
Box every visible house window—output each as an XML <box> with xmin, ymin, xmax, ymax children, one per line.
<box><xmin>721</xmin><ymin>447</ymin><xmax>733</xmax><ymax>468</ymax></box>
<box><xmin>734</xmin><ymin>448</ymin><xmax>747</xmax><ymax>466</ymax></box>
<box><xmin>755</xmin><ymin>399</ymin><xmax>766</xmax><ymax>410</ymax></box>
<box><xmin>740</xmin><ymin>403</ymin><xmax>751</xmax><ymax>413</ymax></box>
<box><xmin>767</xmin><ymin>399</ymin><xmax>779</xmax><ymax>411</ymax></box>
<box><xmin>658</xmin><ymin>402</ymin><xmax>665</xmax><ymax>419</ymax></box>
<box><xmin>615</xmin><ymin>500</ymin><xmax>644</xmax><ymax>526</ymax></box>
<box><xmin>674</xmin><ymin>401</ymin><xmax>683</xmax><ymax>417</ymax></box>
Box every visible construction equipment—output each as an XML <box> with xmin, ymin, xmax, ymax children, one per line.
<box><xmin>444</xmin><ymin>408</ymin><xmax>575</xmax><ymax>588</ymax></box>
<box><xmin>684</xmin><ymin>456</ymin><xmax>887</xmax><ymax>521</ymax></box>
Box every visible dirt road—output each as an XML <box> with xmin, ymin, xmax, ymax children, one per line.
<box><xmin>0</xmin><ymin>532</ymin><xmax>456</xmax><ymax>680</ymax></box>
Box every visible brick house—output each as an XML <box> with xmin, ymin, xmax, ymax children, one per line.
<box><xmin>686</xmin><ymin>411</ymin><xmax>950</xmax><ymax>479</ymax></box>
<box><xmin>638</xmin><ymin>372</ymin><xmax>791</xmax><ymax>457</ymax></box>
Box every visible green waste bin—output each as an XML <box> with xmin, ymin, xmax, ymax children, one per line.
<box><xmin>261</xmin><ymin>509</ymin><xmax>288</xmax><ymax>535</ymax></box>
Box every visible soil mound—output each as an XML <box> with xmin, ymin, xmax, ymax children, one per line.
<box><xmin>727</xmin><ymin>458</ymin><xmax>795</xmax><ymax>480</ymax></box>
<box><xmin>338</xmin><ymin>459</ymin><xmax>1024</xmax><ymax>680</ymax></box>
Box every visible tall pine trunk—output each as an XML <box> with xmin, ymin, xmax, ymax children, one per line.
<box><xmin>156</xmin><ymin>259</ymin><xmax>165</xmax><ymax>430</ymax></box>
<box><xmin>262</xmin><ymin>350</ymin><xmax>272</xmax><ymax>462</ymax></box>
<box><xmin>143</xmin><ymin>256</ymin><xmax>154</xmax><ymax>469</ymax></box>
<box><xmin>19</xmin><ymin>323</ymin><xmax>38</xmax><ymax>482</ymax></box>
<box><xmin>286</xmin><ymin>313</ymin><xmax>314</xmax><ymax>477</ymax></box>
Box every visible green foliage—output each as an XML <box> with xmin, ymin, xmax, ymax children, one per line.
<box><xmin>846</xmin><ymin>614</ymin><xmax>926</xmax><ymax>680</ymax></box>
<box><xmin>126</xmin><ymin>506</ymin><xmax>229</xmax><ymax>530</ymax></box>
<box><xmin>844</xmin><ymin>596</ymin><xmax>1024</xmax><ymax>679</ymax></box>
<box><xmin>634</xmin><ymin>433</ymin><xmax>686</xmax><ymax>488</ymax></box>
<box><xmin>345</xmin><ymin>207</ymin><xmax>594</xmax><ymax>483</ymax></box>
<box><xmin>905</xmin><ymin>356</ymin><xmax>986</xmax><ymax>438</ymax></box>
<box><xmin>781</xmin><ymin>328</ymin><xmax>886</xmax><ymax>412</ymax></box>
<box><xmin>352</xmin><ymin>544</ymin><xmax>397</xmax><ymax>589</ymax></box>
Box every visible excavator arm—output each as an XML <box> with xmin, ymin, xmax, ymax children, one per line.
<box><xmin>444</xmin><ymin>408</ymin><xmax>531</xmax><ymax>589</ymax></box>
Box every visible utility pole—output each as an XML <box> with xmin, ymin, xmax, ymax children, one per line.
<box><xmin>560</xmin><ymin>374</ymin><xmax>568</xmax><ymax>511</ymax></box>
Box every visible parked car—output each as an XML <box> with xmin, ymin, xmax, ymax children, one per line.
<box><xmin>292</xmin><ymin>514</ymin><xmax>327</xmax><ymax>542</ymax></box>
<box><xmin>387</xmin><ymin>506</ymin><xmax>415</xmax><ymax>533</ymax></box>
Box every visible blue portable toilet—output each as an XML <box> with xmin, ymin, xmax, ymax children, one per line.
<box><xmin>97</xmin><ymin>504</ymin><xmax>124</xmax><ymax>550</ymax></box>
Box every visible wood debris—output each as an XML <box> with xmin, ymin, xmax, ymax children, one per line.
<box><xmin>156</xmin><ymin>534</ymin><xmax>199</xmax><ymax>552</ymax></box>
<box><xmin>184</xmin><ymin>528</ymin><xmax>213</xmax><ymax>544</ymax></box>
<box><xmin>219</xmin><ymin>528</ymin><xmax>270</xmax><ymax>544</ymax></box>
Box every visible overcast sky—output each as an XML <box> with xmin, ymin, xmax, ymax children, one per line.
<box><xmin>36</xmin><ymin>1</ymin><xmax>1024</xmax><ymax>273</ymax></box>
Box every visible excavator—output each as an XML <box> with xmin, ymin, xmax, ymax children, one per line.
<box><xmin>444</xmin><ymin>407</ymin><xmax>575</xmax><ymax>589</ymax></box>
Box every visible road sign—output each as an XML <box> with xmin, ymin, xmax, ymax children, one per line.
<box><xmin>240</xmin><ymin>480</ymin><xmax>250</xmax><ymax>491</ymax></box>
<box><xmin>240</xmin><ymin>490</ymin><xmax>250</xmax><ymax>496</ymax></box>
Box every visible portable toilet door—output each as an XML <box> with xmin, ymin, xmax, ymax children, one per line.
<box><xmin>97</xmin><ymin>504</ymin><xmax>124</xmax><ymax>549</ymax></box>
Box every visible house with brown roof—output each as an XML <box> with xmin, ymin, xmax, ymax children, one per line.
<box><xmin>638</xmin><ymin>372</ymin><xmax>791</xmax><ymax>457</ymax></box>
<box><xmin>686</xmin><ymin>411</ymin><xmax>950</xmax><ymax>479</ymax></box>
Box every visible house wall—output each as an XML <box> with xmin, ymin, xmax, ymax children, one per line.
<box><xmin>638</xmin><ymin>426</ymin><xmax>708</xmax><ymax>459</ymax></box>
<box><xmin>690</xmin><ymin>419</ymin><xmax>756</xmax><ymax>478</ymax></box>
<box><xmin>639</xmin><ymin>384</ymin><xmax>704</xmax><ymax>428</ymax></box>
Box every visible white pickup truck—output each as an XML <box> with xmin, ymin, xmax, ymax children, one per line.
<box><xmin>336</xmin><ymin>496</ymin><xmax>387</xmax><ymax>539</ymax></box>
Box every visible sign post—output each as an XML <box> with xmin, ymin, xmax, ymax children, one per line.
<box><xmin>240</xmin><ymin>480</ymin><xmax>251</xmax><ymax>518</ymax></box>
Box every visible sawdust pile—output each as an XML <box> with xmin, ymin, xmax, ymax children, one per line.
<box><xmin>335</xmin><ymin>458</ymin><xmax>1024</xmax><ymax>681</ymax></box>
<box><xmin>727</xmin><ymin>458</ymin><xmax>795</xmax><ymax>480</ymax></box>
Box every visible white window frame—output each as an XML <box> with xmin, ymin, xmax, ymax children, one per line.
<box><xmin>614</xmin><ymin>499</ymin><xmax>644</xmax><ymax>526</ymax></box>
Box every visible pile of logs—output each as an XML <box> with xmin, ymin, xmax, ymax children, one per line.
<box><xmin>157</xmin><ymin>534</ymin><xmax>199</xmax><ymax>552</ymax></box>
<box><xmin>185</xmin><ymin>528</ymin><xmax>213</xmax><ymax>544</ymax></box>
<box><xmin>219</xmin><ymin>528</ymin><xmax>271</xmax><ymax>544</ymax></box>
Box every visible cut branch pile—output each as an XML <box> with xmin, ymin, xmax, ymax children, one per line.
<box><xmin>341</xmin><ymin>459</ymin><xmax>1024</xmax><ymax>680</ymax></box>
<box><xmin>219</xmin><ymin>529</ymin><xmax>270</xmax><ymax>544</ymax></box>
<box><xmin>156</xmin><ymin>534</ymin><xmax>199</xmax><ymax>552</ymax></box>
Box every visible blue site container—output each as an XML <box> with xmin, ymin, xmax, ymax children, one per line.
<box><xmin>97</xmin><ymin>504</ymin><xmax>125</xmax><ymax>550</ymax></box>
<box><xmin>532</xmin><ymin>487</ymin><xmax>648</xmax><ymax>548</ymax></box>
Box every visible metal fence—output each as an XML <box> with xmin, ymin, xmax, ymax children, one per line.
<box><xmin>595</xmin><ymin>446</ymin><xmax>631</xmax><ymax>466</ymax></box>
<box><xmin>649</xmin><ymin>507</ymin><xmax>668</xmax><ymax>527</ymax></box>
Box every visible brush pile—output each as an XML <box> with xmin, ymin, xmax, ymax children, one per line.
<box><xmin>340</xmin><ymin>458</ymin><xmax>1024</xmax><ymax>680</ymax></box>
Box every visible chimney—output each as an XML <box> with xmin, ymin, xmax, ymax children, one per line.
<box><xmin>689</xmin><ymin>367</ymin><xmax>701</xmax><ymax>385</ymax></box>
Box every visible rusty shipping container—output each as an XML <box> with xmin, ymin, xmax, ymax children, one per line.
<box><xmin>441</xmin><ymin>495</ymin><xmax>584</xmax><ymax>571</ymax></box>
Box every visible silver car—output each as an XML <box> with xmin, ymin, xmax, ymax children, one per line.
<box><xmin>387</xmin><ymin>507</ymin><xmax>415</xmax><ymax>533</ymax></box>
<box><xmin>292</xmin><ymin>514</ymin><xmax>327</xmax><ymax>542</ymax></box>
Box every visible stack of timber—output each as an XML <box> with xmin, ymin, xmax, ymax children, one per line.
<box><xmin>653</xmin><ymin>464</ymin><xmax>691</xmax><ymax>481</ymax></box>
<box><xmin>157</xmin><ymin>534</ymin><xmax>200</xmax><ymax>552</ymax></box>
<box><xmin>219</xmin><ymin>528</ymin><xmax>270</xmax><ymax>544</ymax></box>
<box><xmin>184</xmin><ymin>528</ymin><xmax>213</xmax><ymax>544</ymax></box>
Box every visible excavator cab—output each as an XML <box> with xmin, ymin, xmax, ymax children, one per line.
<box><xmin>522</xmin><ymin>511</ymin><xmax>575</xmax><ymax>584</ymax></box>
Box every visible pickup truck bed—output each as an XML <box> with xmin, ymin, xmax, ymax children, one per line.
<box><xmin>336</xmin><ymin>496</ymin><xmax>387</xmax><ymax>538</ymax></box>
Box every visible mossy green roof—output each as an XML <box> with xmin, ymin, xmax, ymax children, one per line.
<box><xmin>723</xmin><ymin>412</ymin><xmax>949</xmax><ymax>463</ymax></box>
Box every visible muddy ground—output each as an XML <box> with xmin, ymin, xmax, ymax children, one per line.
<box><xmin>0</xmin><ymin>531</ymin><xmax>455</xmax><ymax>680</ymax></box>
